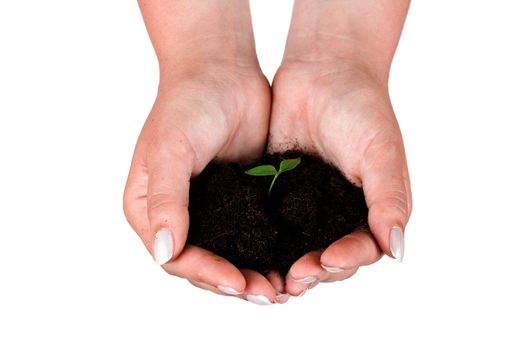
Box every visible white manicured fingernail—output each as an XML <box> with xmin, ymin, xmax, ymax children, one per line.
<box><xmin>390</xmin><ymin>226</ymin><xmax>405</xmax><ymax>262</ymax></box>
<box><xmin>293</xmin><ymin>276</ymin><xmax>317</xmax><ymax>284</ymax></box>
<box><xmin>297</xmin><ymin>288</ymin><xmax>307</xmax><ymax>297</ymax></box>
<box><xmin>217</xmin><ymin>285</ymin><xmax>242</xmax><ymax>295</ymax></box>
<box><xmin>321</xmin><ymin>264</ymin><xmax>344</xmax><ymax>273</ymax></box>
<box><xmin>276</xmin><ymin>293</ymin><xmax>290</xmax><ymax>303</ymax></box>
<box><xmin>246</xmin><ymin>295</ymin><xmax>273</xmax><ymax>305</ymax></box>
<box><xmin>153</xmin><ymin>228</ymin><xmax>173</xmax><ymax>265</ymax></box>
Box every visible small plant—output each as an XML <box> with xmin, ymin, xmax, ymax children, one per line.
<box><xmin>245</xmin><ymin>157</ymin><xmax>301</xmax><ymax>195</ymax></box>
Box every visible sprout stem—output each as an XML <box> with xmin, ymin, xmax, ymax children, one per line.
<box><xmin>268</xmin><ymin>173</ymin><xmax>279</xmax><ymax>196</ymax></box>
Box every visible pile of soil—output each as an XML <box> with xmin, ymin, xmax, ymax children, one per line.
<box><xmin>187</xmin><ymin>152</ymin><xmax>369</xmax><ymax>276</ymax></box>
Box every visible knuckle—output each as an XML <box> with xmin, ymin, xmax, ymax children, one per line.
<box><xmin>384</xmin><ymin>189</ymin><xmax>410</xmax><ymax>218</ymax></box>
<box><xmin>122</xmin><ymin>189</ymin><xmax>136</xmax><ymax>222</ymax></box>
<box><xmin>147</xmin><ymin>192</ymin><xmax>178</xmax><ymax>213</ymax></box>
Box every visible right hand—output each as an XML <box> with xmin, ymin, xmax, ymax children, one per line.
<box><xmin>123</xmin><ymin>62</ymin><xmax>285</xmax><ymax>304</ymax></box>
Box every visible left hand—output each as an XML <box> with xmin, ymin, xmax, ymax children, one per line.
<box><xmin>269</xmin><ymin>61</ymin><xmax>412</xmax><ymax>296</ymax></box>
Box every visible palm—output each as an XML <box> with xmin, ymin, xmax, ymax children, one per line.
<box><xmin>147</xmin><ymin>69</ymin><xmax>271</xmax><ymax>170</ymax></box>
<box><xmin>270</xmin><ymin>66</ymin><xmax>395</xmax><ymax>173</ymax></box>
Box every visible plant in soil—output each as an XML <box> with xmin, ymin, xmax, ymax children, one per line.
<box><xmin>187</xmin><ymin>151</ymin><xmax>369</xmax><ymax>277</ymax></box>
<box><xmin>244</xmin><ymin>157</ymin><xmax>301</xmax><ymax>195</ymax></box>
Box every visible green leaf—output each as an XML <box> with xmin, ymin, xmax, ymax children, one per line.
<box><xmin>279</xmin><ymin>157</ymin><xmax>301</xmax><ymax>173</ymax></box>
<box><xmin>245</xmin><ymin>164</ymin><xmax>278</xmax><ymax>176</ymax></box>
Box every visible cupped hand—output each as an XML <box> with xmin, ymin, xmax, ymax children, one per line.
<box><xmin>269</xmin><ymin>61</ymin><xmax>413</xmax><ymax>296</ymax></box>
<box><xmin>124</xmin><ymin>63</ymin><xmax>286</xmax><ymax>304</ymax></box>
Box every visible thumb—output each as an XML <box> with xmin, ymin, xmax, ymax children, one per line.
<box><xmin>361</xmin><ymin>139</ymin><xmax>412</xmax><ymax>262</ymax></box>
<box><xmin>146</xmin><ymin>143</ymin><xmax>193</xmax><ymax>265</ymax></box>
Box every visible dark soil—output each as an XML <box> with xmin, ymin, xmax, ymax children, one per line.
<box><xmin>187</xmin><ymin>151</ymin><xmax>369</xmax><ymax>277</ymax></box>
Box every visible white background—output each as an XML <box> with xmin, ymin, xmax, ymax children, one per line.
<box><xmin>1</xmin><ymin>1</ymin><xmax>524</xmax><ymax>349</ymax></box>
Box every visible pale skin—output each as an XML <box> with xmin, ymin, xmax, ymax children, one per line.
<box><xmin>124</xmin><ymin>0</ymin><xmax>412</xmax><ymax>304</ymax></box>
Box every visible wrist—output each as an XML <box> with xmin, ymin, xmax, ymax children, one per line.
<box><xmin>157</xmin><ymin>57</ymin><xmax>265</xmax><ymax>94</ymax></box>
<box><xmin>158</xmin><ymin>42</ymin><xmax>261</xmax><ymax>81</ymax></box>
<box><xmin>283</xmin><ymin>36</ymin><xmax>390</xmax><ymax>86</ymax></box>
<box><xmin>282</xmin><ymin>0</ymin><xmax>408</xmax><ymax>84</ymax></box>
<box><xmin>278</xmin><ymin>54</ymin><xmax>389</xmax><ymax>93</ymax></box>
<box><xmin>140</xmin><ymin>0</ymin><xmax>260</xmax><ymax>77</ymax></box>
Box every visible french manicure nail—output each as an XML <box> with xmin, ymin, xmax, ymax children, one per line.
<box><xmin>153</xmin><ymin>228</ymin><xmax>173</xmax><ymax>265</ymax></box>
<box><xmin>321</xmin><ymin>264</ymin><xmax>344</xmax><ymax>273</ymax></box>
<box><xmin>217</xmin><ymin>285</ymin><xmax>242</xmax><ymax>295</ymax></box>
<box><xmin>293</xmin><ymin>276</ymin><xmax>317</xmax><ymax>284</ymax></box>
<box><xmin>390</xmin><ymin>226</ymin><xmax>405</xmax><ymax>262</ymax></box>
<box><xmin>246</xmin><ymin>295</ymin><xmax>273</xmax><ymax>305</ymax></box>
<box><xmin>276</xmin><ymin>293</ymin><xmax>290</xmax><ymax>303</ymax></box>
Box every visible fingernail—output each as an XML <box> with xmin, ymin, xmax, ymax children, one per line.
<box><xmin>321</xmin><ymin>264</ymin><xmax>344</xmax><ymax>273</ymax></box>
<box><xmin>246</xmin><ymin>295</ymin><xmax>273</xmax><ymax>305</ymax></box>
<box><xmin>390</xmin><ymin>226</ymin><xmax>405</xmax><ymax>262</ymax></box>
<box><xmin>297</xmin><ymin>288</ymin><xmax>307</xmax><ymax>298</ymax></box>
<box><xmin>153</xmin><ymin>228</ymin><xmax>173</xmax><ymax>265</ymax></box>
<box><xmin>292</xmin><ymin>276</ymin><xmax>317</xmax><ymax>284</ymax></box>
<box><xmin>276</xmin><ymin>293</ymin><xmax>290</xmax><ymax>303</ymax></box>
<box><xmin>217</xmin><ymin>285</ymin><xmax>242</xmax><ymax>295</ymax></box>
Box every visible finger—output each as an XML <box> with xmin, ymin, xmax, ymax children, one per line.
<box><xmin>361</xmin><ymin>135</ymin><xmax>411</xmax><ymax>262</ymax></box>
<box><xmin>321</xmin><ymin>267</ymin><xmax>359</xmax><ymax>283</ymax></box>
<box><xmin>284</xmin><ymin>277</ymin><xmax>318</xmax><ymax>298</ymax></box>
<box><xmin>320</xmin><ymin>230</ymin><xmax>383</xmax><ymax>272</ymax></box>
<box><xmin>276</xmin><ymin>292</ymin><xmax>290</xmax><ymax>304</ymax></box>
<box><xmin>284</xmin><ymin>276</ymin><xmax>312</xmax><ymax>297</ymax></box>
<box><xmin>163</xmin><ymin>245</ymin><xmax>246</xmax><ymax>296</ymax></box>
<box><xmin>284</xmin><ymin>251</ymin><xmax>329</xmax><ymax>297</ymax></box>
<box><xmin>266</xmin><ymin>270</ymin><xmax>285</xmax><ymax>292</ymax></box>
<box><xmin>123</xmin><ymin>149</ymin><xmax>151</xmax><ymax>247</ymax></box>
<box><xmin>146</xmin><ymin>136</ymin><xmax>195</xmax><ymax>265</ymax></box>
<box><xmin>288</xmin><ymin>250</ymin><xmax>329</xmax><ymax>285</ymax></box>
<box><xmin>265</xmin><ymin>271</ymin><xmax>289</xmax><ymax>304</ymax></box>
<box><xmin>188</xmin><ymin>280</ymin><xmax>243</xmax><ymax>298</ymax></box>
<box><xmin>240</xmin><ymin>269</ymin><xmax>277</xmax><ymax>305</ymax></box>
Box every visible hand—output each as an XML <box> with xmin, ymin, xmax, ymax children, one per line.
<box><xmin>123</xmin><ymin>61</ymin><xmax>289</xmax><ymax>303</ymax></box>
<box><xmin>266</xmin><ymin>0</ymin><xmax>412</xmax><ymax>298</ymax></box>
<box><xmin>124</xmin><ymin>0</ymin><xmax>289</xmax><ymax>305</ymax></box>
<box><xmin>269</xmin><ymin>61</ymin><xmax>412</xmax><ymax>296</ymax></box>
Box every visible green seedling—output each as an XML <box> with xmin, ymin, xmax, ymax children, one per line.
<box><xmin>245</xmin><ymin>157</ymin><xmax>301</xmax><ymax>195</ymax></box>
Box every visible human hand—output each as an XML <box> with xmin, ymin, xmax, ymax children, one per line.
<box><xmin>124</xmin><ymin>0</ymin><xmax>286</xmax><ymax>305</ymax></box>
<box><xmin>270</xmin><ymin>63</ymin><xmax>412</xmax><ymax>295</ymax></box>
<box><xmin>268</xmin><ymin>0</ymin><xmax>412</xmax><ymax>296</ymax></box>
